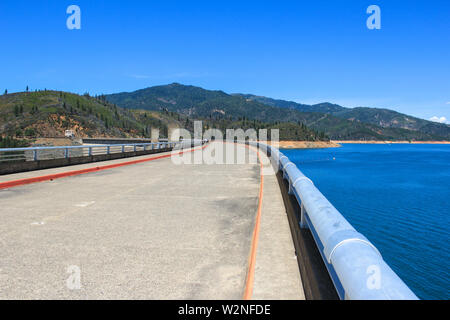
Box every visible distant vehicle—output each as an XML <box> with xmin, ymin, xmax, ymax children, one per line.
<box><xmin>65</xmin><ymin>130</ymin><xmax>75</xmax><ymax>138</ymax></box>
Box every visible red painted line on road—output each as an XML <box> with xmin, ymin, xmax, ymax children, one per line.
<box><xmin>0</xmin><ymin>145</ymin><xmax>208</xmax><ymax>190</ymax></box>
<box><xmin>220</xmin><ymin>141</ymin><xmax>263</xmax><ymax>300</ymax></box>
<box><xmin>241</xmin><ymin>144</ymin><xmax>264</xmax><ymax>300</ymax></box>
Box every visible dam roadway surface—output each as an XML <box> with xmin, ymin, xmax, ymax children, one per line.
<box><xmin>0</xmin><ymin>142</ymin><xmax>304</xmax><ymax>299</ymax></box>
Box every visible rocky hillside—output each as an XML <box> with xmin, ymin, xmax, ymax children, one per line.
<box><xmin>0</xmin><ymin>90</ymin><xmax>182</xmax><ymax>139</ymax></box>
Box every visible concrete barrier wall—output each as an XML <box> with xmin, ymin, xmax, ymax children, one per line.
<box><xmin>275</xmin><ymin>169</ymin><xmax>339</xmax><ymax>300</ymax></box>
<box><xmin>82</xmin><ymin>138</ymin><xmax>154</xmax><ymax>144</ymax></box>
<box><xmin>0</xmin><ymin>147</ymin><xmax>172</xmax><ymax>175</ymax></box>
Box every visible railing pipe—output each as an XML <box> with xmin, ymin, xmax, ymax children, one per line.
<box><xmin>0</xmin><ymin>141</ymin><xmax>192</xmax><ymax>165</ymax></box>
<box><xmin>250</xmin><ymin>142</ymin><xmax>418</xmax><ymax>300</ymax></box>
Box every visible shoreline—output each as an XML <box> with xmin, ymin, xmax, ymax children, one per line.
<box><xmin>332</xmin><ymin>140</ymin><xmax>450</xmax><ymax>144</ymax></box>
<box><xmin>262</xmin><ymin>140</ymin><xmax>450</xmax><ymax>149</ymax></box>
<box><xmin>263</xmin><ymin>141</ymin><xmax>341</xmax><ymax>149</ymax></box>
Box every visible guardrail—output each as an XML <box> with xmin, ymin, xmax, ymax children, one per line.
<box><xmin>250</xmin><ymin>141</ymin><xmax>418</xmax><ymax>300</ymax></box>
<box><xmin>0</xmin><ymin>142</ymin><xmax>179</xmax><ymax>163</ymax></box>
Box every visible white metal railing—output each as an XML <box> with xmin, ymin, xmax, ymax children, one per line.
<box><xmin>250</xmin><ymin>141</ymin><xmax>418</xmax><ymax>300</ymax></box>
<box><xmin>0</xmin><ymin>142</ymin><xmax>183</xmax><ymax>163</ymax></box>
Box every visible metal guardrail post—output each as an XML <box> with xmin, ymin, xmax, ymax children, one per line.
<box><xmin>89</xmin><ymin>147</ymin><xmax>92</xmax><ymax>156</ymax></box>
<box><xmin>64</xmin><ymin>148</ymin><xmax>69</xmax><ymax>159</ymax></box>
<box><xmin>122</xmin><ymin>145</ymin><xmax>125</xmax><ymax>153</ymax></box>
<box><xmin>33</xmin><ymin>150</ymin><xmax>38</xmax><ymax>161</ymax></box>
<box><xmin>300</xmin><ymin>203</ymin><xmax>308</xmax><ymax>229</ymax></box>
<box><xmin>134</xmin><ymin>144</ymin><xmax>137</xmax><ymax>152</ymax></box>
<box><xmin>107</xmin><ymin>146</ymin><xmax>110</xmax><ymax>155</ymax></box>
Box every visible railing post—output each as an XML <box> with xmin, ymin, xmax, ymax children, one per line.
<box><xmin>65</xmin><ymin>148</ymin><xmax>69</xmax><ymax>158</ymax></box>
<box><xmin>134</xmin><ymin>144</ymin><xmax>137</xmax><ymax>152</ymax></box>
<box><xmin>122</xmin><ymin>145</ymin><xmax>125</xmax><ymax>153</ymax></box>
<box><xmin>300</xmin><ymin>203</ymin><xmax>308</xmax><ymax>229</ymax></box>
<box><xmin>89</xmin><ymin>147</ymin><xmax>92</xmax><ymax>156</ymax></box>
<box><xmin>33</xmin><ymin>150</ymin><xmax>38</xmax><ymax>161</ymax></box>
<box><xmin>107</xmin><ymin>146</ymin><xmax>110</xmax><ymax>155</ymax></box>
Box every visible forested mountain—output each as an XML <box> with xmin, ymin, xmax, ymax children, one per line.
<box><xmin>0</xmin><ymin>89</ymin><xmax>325</xmax><ymax>142</ymax></box>
<box><xmin>106</xmin><ymin>83</ymin><xmax>310</xmax><ymax>123</ymax></box>
<box><xmin>238</xmin><ymin>94</ymin><xmax>450</xmax><ymax>136</ymax></box>
<box><xmin>332</xmin><ymin>107</ymin><xmax>450</xmax><ymax>138</ymax></box>
<box><xmin>0</xmin><ymin>90</ymin><xmax>181</xmax><ymax>139</ymax></box>
<box><xmin>2</xmin><ymin>84</ymin><xmax>446</xmax><ymax>144</ymax></box>
<box><xmin>236</xmin><ymin>94</ymin><xmax>347</xmax><ymax>114</ymax></box>
<box><xmin>106</xmin><ymin>83</ymin><xmax>450</xmax><ymax>141</ymax></box>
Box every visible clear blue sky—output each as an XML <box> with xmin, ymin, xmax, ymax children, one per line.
<box><xmin>0</xmin><ymin>0</ymin><xmax>449</xmax><ymax>122</ymax></box>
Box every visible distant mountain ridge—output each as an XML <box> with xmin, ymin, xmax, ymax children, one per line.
<box><xmin>0</xmin><ymin>90</ymin><xmax>325</xmax><ymax>142</ymax></box>
<box><xmin>238</xmin><ymin>93</ymin><xmax>450</xmax><ymax>139</ymax></box>
<box><xmin>4</xmin><ymin>85</ymin><xmax>446</xmax><ymax>144</ymax></box>
<box><xmin>105</xmin><ymin>83</ymin><xmax>450</xmax><ymax>141</ymax></box>
<box><xmin>235</xmin><ymin>94</ymin><xmax>347</xmax><ymax>114</ymax></box>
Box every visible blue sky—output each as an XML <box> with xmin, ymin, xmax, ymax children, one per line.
<box><xmin>0</xmin><ymin>0</ymin><xmax>449</xmax><ymax>122</ymax></box>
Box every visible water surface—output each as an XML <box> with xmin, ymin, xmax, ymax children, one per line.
<box><xmin>282</xmin><ymin>144</ymin><xmax>450</xmax><ymax>300</ymax></box>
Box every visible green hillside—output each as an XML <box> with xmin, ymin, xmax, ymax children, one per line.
<box><xmin>240</xmin><ymin>93</ymin><xmax>450</xmax><ymax>140</ymax></box>
<box><xmin>2</xmin><ymin>85</ymin><xmax>446</xmax><ymax>143</ymax></box>
<box><xmin>0</xmin><ymin>90</ymin><xmax>326</xmax><ymax>142</ymax></box>
<box><xmin>333</xmin><ymin>107</ymin><xmax>450</xmax><ymax>138</ymax></box>
<box><xmin>236</xmin><ymin>94</ymin><xmax>347</xmax><ymax>113</ymax></box>
<box><xmin>106</xmin><ymin>83</ymin><xmax>450</xmax><ymax>141</ymax></box>
<box><xmin>0</xmin><ymin>90</ymin><xmax>181</xmax><ymax>139</ymax></box>
<box><xmin>107</xmin><ymin>83</ymin><xmax>312</xmax><ymax>123</ymax></box>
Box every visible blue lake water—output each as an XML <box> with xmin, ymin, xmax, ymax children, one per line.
<box><xmin>281</xmin><ymin>144</ymin><xmax>450</xmax><ymax>300</ymax></box>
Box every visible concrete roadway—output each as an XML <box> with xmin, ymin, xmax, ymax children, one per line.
<box><xmin>0</xmin><ymin>142</ymin><xmax>304</xmax><ymax>299</ymax></box>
